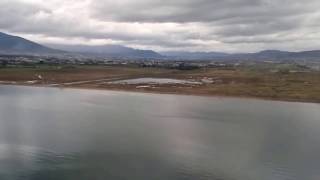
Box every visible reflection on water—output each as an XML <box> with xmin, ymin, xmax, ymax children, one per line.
<box><xmin>0</xmin><ymin>85</ymin><xmax>319</xmax><ymax>180</ymax></box>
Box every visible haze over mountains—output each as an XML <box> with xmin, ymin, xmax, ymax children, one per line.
<box><xmin>1</xmin><ymin>32</ymin><xmax>320</xmax><ymax>61</ymax></box>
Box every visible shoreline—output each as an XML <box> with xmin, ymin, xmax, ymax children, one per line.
<box><xmin>1</xmin><ymin>66</ymin><xmax>319</xmax><ymax>104</ymax></box>
<box><xmin>1</xmin><ymin>83</ymin><xmax>319</xmax><ymax>104</ymax></box>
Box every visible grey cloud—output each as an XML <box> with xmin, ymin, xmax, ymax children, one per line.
<box><xmin>0</xmin><ymin>1</ymin><xmax>49</xmax><ymax>28</ymax></box>
<box><xmin>88</xmin><ymin>0</ymin><xmax>320</xmax><ymax>51</ymax></box>
<box><xmin>1</xmin><ymin>0</ymin><xmax>320</xmax><ymax>52</ymax></box>
<box><xmin>91</xmin><ymin>0</ymin><xmax>319</xmax><ymax>23</ymax></box>
<box><xmin>0</xmin><ymin>2</ymin><xmax>132</xmax><ymax>41</ymax></box>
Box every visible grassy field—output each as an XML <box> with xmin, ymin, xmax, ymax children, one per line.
<box><xmin>1</xmin><ymin>65</ymin><xmax>320</xmax><ymax>102</ymax></box>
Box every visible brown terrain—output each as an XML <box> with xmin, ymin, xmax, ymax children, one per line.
<box><xmin>0</xmin><ymin>65</ymin><xmax>320</xmax><ymax>103</ymax></box>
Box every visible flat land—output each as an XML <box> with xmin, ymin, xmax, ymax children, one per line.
<box><xmin>1</xmin><ymin>65</ymin><xmax>320</xmax><ymax>103</ymax></box>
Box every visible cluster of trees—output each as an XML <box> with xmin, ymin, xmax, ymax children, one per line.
<box><xmin>177</xmin><ymin>63</ymin><xmax>199</xmax><ymax>70</ymax></box>
<box><xmin>0</xmin><ymin>60</ymin><xmax>8</xmax><ymax>68</ymax></box>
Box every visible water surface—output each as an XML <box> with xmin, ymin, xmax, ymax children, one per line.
<box><xmin>0</xmin><ymin>85</ymin><xmax>319</xmax><ymax>180</ymax></box>
<box><xmin>108</xmin><ymin>78</ymin><xmax>201</xmax><ymax>84</ymax></box>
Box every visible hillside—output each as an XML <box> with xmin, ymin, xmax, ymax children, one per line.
<box><xmin>0</xmin><ymin>32</ymin><xmax>62</xmax><ymax>55</ymax></box>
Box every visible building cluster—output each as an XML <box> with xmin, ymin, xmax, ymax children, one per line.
<box><xmin>0</xmin><ymin>54</ymin><xmax>242</xmax><ymax>69</ymax></box>
<box><xmin>1</xmin><ymin>54</ymin><xmax>319</xmax><ymax>71</ymax></box>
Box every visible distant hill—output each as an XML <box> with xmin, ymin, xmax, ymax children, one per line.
<box><xmin>47</xmin><ymin>44</ymin><xmax>163</xmax><ymax>59</ymax></box>
<box><xmin>233</xmin><ymin>50</ymin><xmax>320</xmax><ymax>61</ymax></box>
<box><xmin>161</xmin><ymin>51</ymin><xmax>229</xmax><ymax>60</ymax></box>
<box><xmin>162</xmin><ymin>49</ymin><xmax>320</xmax><ymax>61</ymax></box>
<box><xmin>0</xmin><ymin>32</ymin><xmax>162</xmax><ymax>59</ymax></box>
<box><xmin>0</xmin><ymin>32</ymin><xmax>62</xmax><ymax>55</ymax></box>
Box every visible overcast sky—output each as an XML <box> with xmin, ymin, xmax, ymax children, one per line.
<box><xmin>1</xmin><ymin>0</ymin><xmax>320</xmax><ymax>52</ymax></box>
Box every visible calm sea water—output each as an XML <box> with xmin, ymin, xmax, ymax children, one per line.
<box><xmin>0</xmin><ymin>85</ymin><xmax>319</xmax><ymax>180</ymax></box>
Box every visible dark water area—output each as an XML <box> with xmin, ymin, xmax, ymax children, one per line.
<box><xmin>0</xmin><ymin>85</ymin><xmax>319</xmax><ymax>180</ymax></box>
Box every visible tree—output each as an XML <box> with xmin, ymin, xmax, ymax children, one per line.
<box><xmin>0</xmin><ymin>60</ymin><xmax>8</xmax><ymax>68</ymax></box>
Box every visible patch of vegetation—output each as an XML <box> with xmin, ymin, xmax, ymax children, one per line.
<box><xmin>0</xmin><ymin>65</ymin><xmax>319</xmax><ymax>102</ymax></box>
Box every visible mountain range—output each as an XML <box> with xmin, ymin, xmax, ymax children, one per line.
<box><xmin>161</xmin><ymin>50</ymin><xmax>320</xmax><ymax>61</ymax></box>
<box><xmin>46</xmin><ymin>44</ymin><xmax>163</xmax><ymax>59</ymax></box>
<box><xmin>161</xmin><ymin>51</ymin><xmax>230</xmax><ymax>60</ymax></box>
<box><xmin>1</xmin><ymin>31</ymin><xmax>320</xmax><ymax>61</ymax></box>
<box><xmin>0</xmin><ymin>32</ymin><xmax>62</xmax><ymax>55</ymax></box>
<box><xmin>0</xmin><ymin>32</ymin><xmax>162</xmax><ymax>59</ymax></box>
